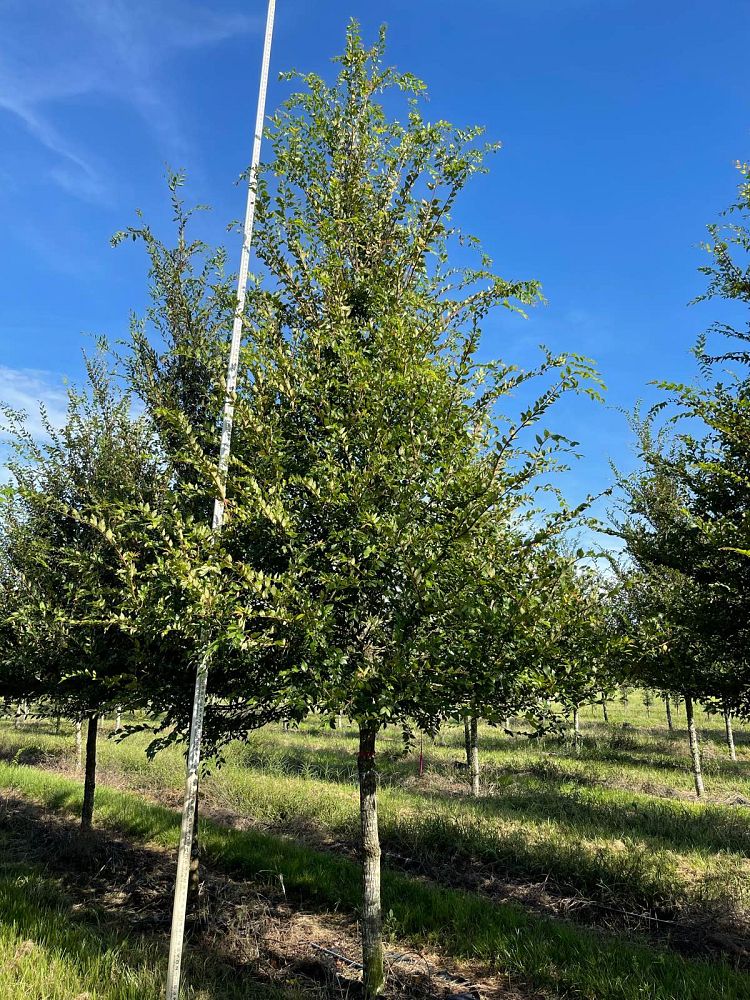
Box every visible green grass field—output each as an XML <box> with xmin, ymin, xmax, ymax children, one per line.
<box><xmin>1</xmin><ymin>693</ymin><xmax>749</xmax><ymax>998</ymax></box>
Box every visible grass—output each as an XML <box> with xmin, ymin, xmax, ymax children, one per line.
<box><xmin>6</xmin><ymin>699</ymin><xmax>747</xmax><ymax>931</ymax></box>
<box><xmin>1</xmin><ymin>692</ymin><xmax>750</xmax><ymax>999</ymax></box>
<box><xmin>1</xmin><ymin>762</ymin><xmax>749</xmax><ymax>999</ymax></box>
<box><xmin>0</xmin><ymin>834</ymin><xmax>299</xmax><ymax>1000</ymax></box>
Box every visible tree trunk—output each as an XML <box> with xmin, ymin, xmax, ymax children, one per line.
<box><xmin>684</xmin><ymin>694</ymin><xmax>704</xmax><ymax>798</ymax></box>
<box><xmin>114</xmin><ymin>707</ymin><xmax>122</xmax><ymax>733</ymax></box>
<box><xmin>463</xmin><ymin>716</ymin><xmax>471</xmax><ymax>768</ymax></box>
<box><xmin>75</xmin><ymin>718</ymin><xmax>83</xmax><ymax>772</ymax></box>
<box><xmin>187</xmin><ymin>787</ymin><xmax>201</xmax><ymax>920</ymax></box>
<box><xmin>723</xmin><ymin>703</ymin><xmax>737</xmax><ymax>762</ymax></box>
<box><xmin>81</xmin><ymin>713</ymin><xmax>98</xmax><ymax>830</ymax></box>
<box><xmin>358</xmin><ymin>724</ymin><xmax>384</xmax><ymax>996</ymax></box>
<box><xmin>601</xmin><ymin>694</ymin><xmax>609</xmax><ymax>723</ymax></box>
<box><xmin>55</xmin><ymin>715</ymin><xmax>61</xmax><ymax>735</ymax></box>
<box><xmin>664</xmin><ymin>697</ymin><xmax>673</xmax><ymax>732</ymax></box>
<box><xmin>469</xmin><ymin>716</ymin><xmax>480</xmax><ymax>796</ymax></box>
<box><xmin>336</xmin><ymin>712</ymin><xmax>344</xmax><ymax>730</ymax></box>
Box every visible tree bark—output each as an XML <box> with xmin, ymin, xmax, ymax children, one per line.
<box><xmin>684</xmin><ymin>694</ymin><xmax>704</xmax><ymax>798</ymax></box>
<box><xmin>723</xmin><ymin>703</ymin><xmax>737</xmax><ymax>762</ymax></box>
<box><xmin>358</xmin><ymin>724</ymin><xmax>384</xmax><ymax>996</ymax></box>
<box><xmin>187</xmin><ymin>787</ymin><xmax>201</xmax><ymax>919</ymax></box>
<box><xmin>664</xmin><ymin>697</ymin><xmax>673</xmax><ymax>732</ymax></box>
<box><xmin>114</xmin><ymin>707</ymin><xmax>122</xmax><ymax>733</ymax></box>
<box><xmin>81</xmin><ymin>713</ymin><xmax>98</xmax><ymax>830</ymax></box>
<box><xmin>601</xmin><ymin>693</ymin><xmax>609</xmax><ymax>723</ymax></box>
<box><xmin>463</xmin><ymin>715</ymin><xmax>471</xmax><ymax>769</ymax></box>
<box><xmin>469</xmin><ymin>717</ymin><xmax>480</xmax><ymax>796</ymax></box>
<box><xmin>573</xmin><ymin>705</ymin><xmax>581</xmax><ymax>753</ymax></box>
<box><xmin>75</xmin><ymin>719</ymin><xmax>83</xmax><ymax>772</ymax></box>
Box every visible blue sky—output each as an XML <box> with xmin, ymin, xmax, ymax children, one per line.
<box><xmin>0</xmin><ymin>0</ymin><xmax>748</xmax><ymax>520</ymax></box>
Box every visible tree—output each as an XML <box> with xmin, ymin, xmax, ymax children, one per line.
<box><xmin>100</xmin><ymin>25</ymin><xmax>601</xmax><ymax>994</ymax></box>
<box><xmin>0</xmin><ymin>353</ymin><xmax>164</xmax><ymax>828</ymax></box>
<box><xmin>615</xmin><ymin>162</ymin><xmax>750</xmax><ymax>786</ymax></box>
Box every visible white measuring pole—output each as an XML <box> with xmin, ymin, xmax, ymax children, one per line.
<box><xmin>165</xmin><ymin>2</ymin><xmax>277</xmax><ymax>996</ymax></box>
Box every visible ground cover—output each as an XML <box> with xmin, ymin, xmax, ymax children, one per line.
<box><xmin>1</xmin><ymin>693</ymin><xmax>749</xmax><ymax>998</ymax></box>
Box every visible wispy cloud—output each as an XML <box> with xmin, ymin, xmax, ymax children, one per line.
<box><xmin>0</xmin><ymin>366</ymin><xmax>69</xmax><ymax>441</ymax></box>
<box><xmin>0</xmin><ymin>0</ymin><xmax>258</xmax><ymax>201</ymax></box>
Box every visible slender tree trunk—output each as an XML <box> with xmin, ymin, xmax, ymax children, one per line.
<box><xmin>503</xmin><ymin>715</ymin><xmax>511</xmax><ymax>732</ymax></box>
<box><xmin>75</xmin><ymin>718</ymin><xmax>83</xmax><ymax>772</ymax></box>
<box><xmin>664</xmin><ymin>697</ymin><xmax>673</xmax><ymax>732</ymax></box>
<box><xmin>187</xmin><ymin>787</ymin><xmax>201</xmax><ymax>919</ymax></box>
<box><xmin>723</xmin><ymin>703</ymin><xmax>737</xmax><ymax>762</ymax></box>
<box><xmin>601</xmin><ymin>693</ymin><xmax>609</xmax><ymax>723</ymax></box>
<box><xmin>469</xmin><ymin>716</ymin><xmax>480</xmax><ymax>796</ymax></box>
<box><xmin>114</xmin><ymin>707</ymin><xmax>122</xmax><ymax>733</ymax></box>
<box><xmin>358</xmin><ymin>724</ymin><xmax>384</xmax><ymax>996</ymax></box>
<box><xmin>81</xmin><ymin>713</ymin><xmax>98</xmax><ymax>830</ymax></box>
<box><xmin>573</xmin><ymin>705</ymin><xmax>581</xmax><ymax>752</ymax></box>
<box><xmin>55</xmin><ymin>715</ymin><xmax>61</xmax><ymax>735</ymax></box>
<box><xmin>336</xmin><ymin>712</ymin><xmax>344</xmax><ymax>730</ymax></box>
<box><xmin>684</xmin><ymin>694</ymin><xmax>704</xmax><ymax>798</ymax></box>
<box><xmin>463</xmin><ymin>716</ymin><xmax>471</xmax><ymax>768</ymax></box>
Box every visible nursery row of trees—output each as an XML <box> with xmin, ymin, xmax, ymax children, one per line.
<box><xmin>1</xmin><ymin>25</ymin><xmax>748</xmax><ymax>997</ymax></box>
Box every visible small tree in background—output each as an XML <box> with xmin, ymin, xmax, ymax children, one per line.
<box><xmin>0</xmin><ymin>353</ymin><xmax>164</xmax><ymax>828</ymax></box>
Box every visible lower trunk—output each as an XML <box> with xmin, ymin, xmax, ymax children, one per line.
<box><xmin>463</xmin><ymin>716</ymin><xmax>471</xmax><ymax>768</ymax></box>
<box><xmin>573</xmin><ymin>705</ymin><xmax>581</xmax><ymax>750</ymax></box>
<box><xmin>664</xmin><ymin>697</ymin><xmax>673</xmax><ymax>732</ymax></box>
<box><xmin>114</xmin><ymin>707</ymin><xmax>122</xmax><ymax>733</ymax></box>
<box><xmin>75</xmin><ymin>719</ymin><xmax>83</xmax><ymax>772</ymax></box>
<box><xmin>358</xmin><ymin>724</ymin><xmax>384</xmax><ymax>996</ymax></box>
<box><xmin>81</xmin><ymin>713</ymin><xmax>98</xmax><ymax>830</ymax></box>
<box><xmin>724</xmin><ymin>704</ymin><xmax>737</xmax><ymax>762</ymax></box>
<box><xmin>601</xmin><ymin>694</ymin><xmax>609</xmax><ymax>723</ymax></box>
<box><xmin>55</xmin><ymin>715</ymin><xmax>61</xmax><ymax>735</ymax></box>
<box><xmin>684</xmin><ymin>694</ymin><xmax>704</xmax><ymax>797</ymax></box>
<box><xmin>187</xmin><ymin>787</ymin><xmax>201</xmax><ymax>919</ymax></box>
<box><xmin>469</xmin><ymin>717</ymin><xmax>480</xmax><ymax>796</ymax></box>
<box><xmin>336</xmin><ymin>712</ymin><xmax>344</xmax><ymax>730</ymax></box>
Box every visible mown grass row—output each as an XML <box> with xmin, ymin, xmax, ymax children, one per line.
<box><xmin>1</xmin><ymin>761</ymin><xmax>749</xmax><ymax>999</ymax></box>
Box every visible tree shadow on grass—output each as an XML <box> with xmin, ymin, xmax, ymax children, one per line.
<box><xmin>413</xmin><ymin>769</ymin><xmax>750</xmax><ymax>857</ymax></box>
<box><xmin>0</xmin><ymin>795</ymin><xmax>448</xmax><ymax>1000</ymax></box>
<box><xmin>0</xmin><ymin>797</ymin><xmax>332</xmax><ymax>999</ymax></box>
